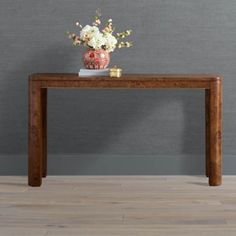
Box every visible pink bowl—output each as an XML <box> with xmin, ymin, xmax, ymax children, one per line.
<box><xmin>83</xmin><ymin>49</ymin><xmax>110</xmax><ymax>69</ymax></box>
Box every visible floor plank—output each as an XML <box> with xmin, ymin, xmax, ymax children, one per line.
<box><xmin>0</xmin><ymin>176</ymin><xmax>236</xmax><ymax>235</ymax></box>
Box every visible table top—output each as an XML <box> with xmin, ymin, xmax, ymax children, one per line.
<box><xmin>30</xmin><ymin>73</ymin><xmax>221</xmax><ymax>82</ymax></box>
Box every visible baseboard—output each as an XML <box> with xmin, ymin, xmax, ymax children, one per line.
<box><xmin>0</xmin><ymin>154</ymin><xmax>235</xmax><ymax>175</ymax></box>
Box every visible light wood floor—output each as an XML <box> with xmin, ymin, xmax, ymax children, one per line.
<box><xmin>1</xmin><ymin>176</ymin><xmax>236</xmax><ymax>236</ymax></box>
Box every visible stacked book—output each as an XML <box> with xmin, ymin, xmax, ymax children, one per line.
<box><xmin>79</xmin><ymin>69</ymin><xmax>110</xmax><ymax>77</ymax></box>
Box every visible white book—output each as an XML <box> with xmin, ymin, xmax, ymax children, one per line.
<box><xmin>79</xmin><ymin>69</ymin><xmax>110</xmax><ymax>77</ymax></box>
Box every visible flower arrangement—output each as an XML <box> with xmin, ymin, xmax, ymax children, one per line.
<box><xmin>67</xmin><ymin>9</ymin><xmax>133</xmax><ymax>69</ymax></box>
<box><xmin>68</xmin><ymin>9</ymin><xmax>133</xmax><ymax>52</ymax></box>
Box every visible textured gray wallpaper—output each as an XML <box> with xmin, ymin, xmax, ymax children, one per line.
<box><xmin>0</xmin><ymin>0</ymin><xmax>236</xmax><ymax>174</ymax></box>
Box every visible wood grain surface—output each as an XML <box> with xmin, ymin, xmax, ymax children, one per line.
<box><xmin>28</xmin><ymin>74</ymin><xmax>222</xmax><ymax>187</ymax></box>
<box><xmin>1</xmin><ymin>176</ymin><xmax>236</xmax><ymax>236</ymax></box>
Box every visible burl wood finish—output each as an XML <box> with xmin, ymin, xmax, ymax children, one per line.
<box><xmin>28</xmin><ymin>74</ymin><xmax>222</xmax><ymax>187</ymax></box>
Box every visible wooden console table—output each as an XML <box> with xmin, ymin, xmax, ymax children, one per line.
<box><xmin>28</xmin><ymin>74</ymin><xmax>222</xmax><ymax>187</ymax></box>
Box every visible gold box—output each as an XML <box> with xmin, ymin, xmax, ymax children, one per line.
<box><xmin>110</xmin><ymin>66</ymin><xmax>122</xmax><ymax>78</ymax></box>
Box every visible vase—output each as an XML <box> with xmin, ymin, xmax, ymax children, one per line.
<box><xmin>83</xmin><ymin>48</ymin><xmax>110</xmax><ymax>69</ymax></box>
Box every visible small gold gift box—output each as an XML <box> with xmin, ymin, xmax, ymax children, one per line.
<box><xmin>110</xmin><ymin>66</ymin><xmax>122</xmax><ymax>78</ymax></box>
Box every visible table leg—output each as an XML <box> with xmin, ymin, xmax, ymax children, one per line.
<box><xmin>209</xmin><ymin>80</ymin><xmax>222</xmax><ymax>186</ymax></box>
<box><xmin>28</xmin><ymin>80</ymin><xmax>43</xmax><ymax>187</ymax></box>
<box><xmin>41</xmin><ymin>88</ymin><xmax>47</xmax><ymax>178</ymax></box>
<box><xmin>205</xmin><ymin>89</ymin><xmax>210</xmax><ymax>177</ymax></box>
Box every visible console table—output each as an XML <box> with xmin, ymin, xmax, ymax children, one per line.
<box><xmin>28</xmin><ymin>74</ymin><xmax>222</xmax><ymax>187</ymax></box>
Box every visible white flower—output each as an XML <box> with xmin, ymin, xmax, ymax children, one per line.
<box><xmin>87</xmin><ymin>33</ymin><xmax>106</xmax><ymax>50</ymax></box>
<box><xmin>79</xmin><ymin>25</ymin><xmax>118</xmax><ymax>52</ymax></box>
<box><xmin>80</xmin><ymin>25</ymin><xmax>100</xmax><ymax>41</ymax></box>
<box><xmin>103</xmin><ymin>33</ymin><xmax>117</xmax><ymax>52</ymax></box>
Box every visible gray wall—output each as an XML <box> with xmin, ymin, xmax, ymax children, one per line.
<box><xmin>0</xmin><ymin>0</ymin><xmax>236</xmax><ymax>175</ymax></box>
